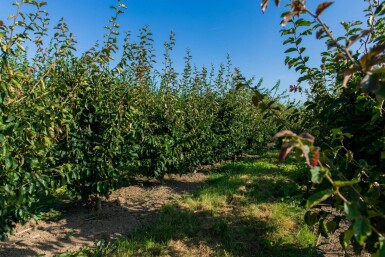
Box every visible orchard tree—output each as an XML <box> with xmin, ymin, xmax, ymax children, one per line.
<box><xmin>261</xmin><ymin>0</ymin><xmax>385</xmax><ymax>255</ymax></box>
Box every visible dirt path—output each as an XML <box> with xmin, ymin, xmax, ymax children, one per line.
<box><xmin>0</xmin><ymin>158</ymin><xmax>371</xmax><ymax>257</ymax></box>
<box><xmin>0</xmin><ymin>172</ymin><xmax>208</xmax><ymax>257</ymax></box>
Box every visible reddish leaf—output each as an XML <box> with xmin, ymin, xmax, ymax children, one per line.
<box><xmin>335</xmin><ymin>53</ymin><xmax>345</xmax><ymax>62</ymax></box>
<box><xmin>360</xmin><ymin>73</ymin><xmax>380</xmax><ymax>93</ymax></box>
<box><xmin>281</xmin><ymin>1</ymin><xmax>305</xmax><ymax>26</ymax></box>
<box><xmin>235</xmin><ymin>83</ymin><xmax>245</xmax><ymax>90</ymax></box>
<box><xmin>274</xmin><ymin>130</ymin><xmax>297</xmax><ymax>138</ymax></box>
<box><xmin>316</xmin><ymin>28</ymin><xmax>325</xmax><ymax>39</ymax></box>
<box><xmin>342</xmin><ymin>74</ymin><xmax>352</xmax><ymax>89</ymax></box>
<box><xmin>359</xmin><ymin>44</ymin><xmax>385</xmax><ymax>71</ymax></box>
<box><xmin>316</xmin><ymin>2</ymin><xmax>334</xmax><ymax>17</ymax></box>
<box><xmin>252</xmin><ymin>95</ymin><xmax>259</xmax><ymax>107</ymax></box>
<box><xmin>327</xmin><ymin>40</ymin><xmax>337</xmax><ymax>49</ymax></box>
<box><xmin>261</xmin><ymin>0</ymin><xmax>269</xmax><ymax>13</ymax></box>
<box><xmin>281</xmin><ymin>11</ymin><xmax>299</xmax><ymax>26</ymax></box>
<box><xmin>299</xmin><ymin>132</ymin><xmax>315</xmax><ymax>143</ymax></box>
<box><xmin>342</xmin><ymin>66</ymin><xmax>360</xmax><ymax>88</ymax></box>
<box><xmin>278</xmin><ymin>142</ymin><xmax>294</xmax><ymax>163</ymax></box>
<box><xmin>310</xmin><ymin>147</ymin><xmax>320</xmax><ymax>167</ymax></box>
<box><xmin>346</xmin><ymin>30</ymin><xmax>372</xmax><ymax>49</ymax></box>
<box><xmin>301</xmin><ymin>145</ymin><xmax>311</xmax><ymax>167</ymax></box>
<box><xmin>291</xmin><ymin>0</ymin><xmax>305</xmax><ymax>12</ymax></box>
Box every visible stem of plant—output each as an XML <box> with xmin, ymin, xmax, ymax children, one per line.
<box><xmin>305</xmin><ymin>9</ymin><xmax>356</xmax><ymax>64</ymax></box>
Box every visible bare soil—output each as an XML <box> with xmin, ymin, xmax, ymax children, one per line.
<box><xmin>0</xmin><ymin>172</ymin><xmax>208</xmax><ymax>257</ymax></box>
<box><xmin>307</xmin><ymin>206</ymin><xmax>370</xmax><ymax>257</ymax></box>
<box><xmin>0</xmin><ymin>158</ymin><xmax>371</xmax><ymax>257</ymax></box>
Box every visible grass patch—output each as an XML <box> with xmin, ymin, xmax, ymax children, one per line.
<box><xmin>65</xmin><ymin>153</ymin><xmax>318</xmax><ymax>257</ymax></box>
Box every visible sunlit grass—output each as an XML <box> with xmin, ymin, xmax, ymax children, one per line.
<box><xmin>66</xmin><ymin>152</ymin><xmax>317</xmax><ymax>257</ymax></box>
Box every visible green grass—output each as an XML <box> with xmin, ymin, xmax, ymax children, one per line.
<box><xmin>65</xmin><ymin>153</ymin><xmax>318</xmax><ymax>257</ymax></box>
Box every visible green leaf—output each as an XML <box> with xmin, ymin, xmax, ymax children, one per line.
<box><xmin>284</xmin><ymin>47</ymin><xmax>297</xmax><ymax>53</ymax></box>
<box><xmin>304</xmin><ymin>211</ymin><xmax>319</xmax><ymax>226</ymax></box>
<box><xmin>16</xmin><ymin>42</ymin><xmax>25</xmax><ymax>52</ymax></box>
<box><xmin>5</xmin><ymin>155</ymin><xmax>12</xmax><ymax>170</ymax></box>
<box><xmin>344</xmin><ymin>202</ymin><xmax>361</xmax><ymax>220</ymax></box>
<box><xmin>306</xmin><ymin>189</ymin><xmax>333</xmax><ymax>208</ymax></box>
<box><xmin>375</xmin><ymin>82</ymin><xmax>385</xmax><ymax>100</ymax></box>
<box><xmin>310</xmin><ymin>166</ymin><xmax>325</xmax><ymax>184</ymax></box>
<box><xmin>353</xmin><ymin>218</ymin><xmax>372</xmax><ymax>245</ymax></box>
<box><xmin>333</xmin><ymin>180</ymin><xmax>359</xmax><ymax>188</ymax></box>
<box><xmin>30</xmin><ymin>158</ymin><xmax>39</xmax><ymax>169</ymax></box>
<box><xmin>319</xmin><ymin>219</ymin><xmax>329</xmax><ymax>237</ymax></box>
<box><xmin>97</xmin><ymin>181</ymin><xmax>103</xmax><ymax>193</ymax></box>
<box><xmin>283</xmin><ymin>38</ymin><xmax>294</xmax><ymax>45</ymax></box>
<box><xmin>295</xmin><ymin>19</ymin><xmax>312</xmax><ymax>27</ymax></box>
<box><xmin>331</xmin><ymin>128</ymin><xmax>342</xmax><ymax>135</ymax></box>
<box><xmin>375</xmin><ymin>1</ymin><xmax>385</xmax><ymax>16</ymax></box>
<box><xmin>44</xmin><ymin>137</ymin><xmax>52</xmax><ymax>147</ymax></box>
<box><xmin>373</xmin><ymin>237</ymin><xmax>385</xmax><ymax>257</ymax></box>
<box><xmin>297</xmin><ymin>75</ymin><xmax>310</xmax><ymax>83</ymax></box>
<box><xmin>325</xmin><ymin>220</ymin><xmax>337</xmax><ymax>233</ymax></box>
<box><xmin>340</xmin><ymin>229</ymin><xmax>354</xmax><ymax>250</ymax></box>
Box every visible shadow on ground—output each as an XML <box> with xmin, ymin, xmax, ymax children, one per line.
<box><xmin>112</xmin><ymin>203</ymin><xmax>318</xmax><ymax>257</ymax></box>
<box><xmin>0</xmin><ymin>172</ymin><xmax>208</xmax><ymax>257</ymax></box>
<box><xmin>0</xmin><ymin>155</ymin><xmax>321</xmax><ymax>257</ymax></box>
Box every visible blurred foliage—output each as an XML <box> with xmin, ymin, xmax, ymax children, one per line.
<box><xmin>263</xmin><ymin>0</ymin><xmax>385</xmax><ymax>255</ymax></box>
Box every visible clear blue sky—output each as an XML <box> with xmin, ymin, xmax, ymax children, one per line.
<box><xmin>1</xmin><ymin>0</ymin><xmax>367</xmax><ymax>98</ymax></box>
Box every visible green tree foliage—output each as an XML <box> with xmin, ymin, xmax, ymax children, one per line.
<box><xmin>262</xmin><ymin>0</ymin><xmax>385</xmax><ymax>255</ymax></box>
<box><xmin>0</xmin><ymin>0</ymin><xmax>288</xmax><ymax>240</ymax></box>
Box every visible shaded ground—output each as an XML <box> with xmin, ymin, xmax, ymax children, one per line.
<box><xmin>316</xmin><ymin>206</ymin><xmax>370</xmax><ymax>257</ymax></box>
<box><xmin>99</xmin><ymin>156</ymin><xmax>317</xmax><ymax>257</ymax></box>
<box><xmin>0</xmin><ymin>155</ymin><xmax>371</xmax><ymax>257</ymax></box>
<box><xmin>0</xmin><ymin>172</ymin><xmax>208</xmax><ymax>257</ymax></box>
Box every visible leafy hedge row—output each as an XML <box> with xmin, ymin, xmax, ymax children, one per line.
<box><xmin>0</xmin><ymin>1</ymin><xmax>282</xmax><ymax>239</ymax></box>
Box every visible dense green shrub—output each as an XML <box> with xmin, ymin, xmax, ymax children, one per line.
<box><xmin>0</xmin><ymin>0</ymin><xmax>283</xmax><ymax>239</ymax></box>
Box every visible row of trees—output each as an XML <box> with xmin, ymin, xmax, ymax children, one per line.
<box><xmin>0</xmin><ymin>0</ymin><xmax>291</xmax><ymax>240</ymax></box>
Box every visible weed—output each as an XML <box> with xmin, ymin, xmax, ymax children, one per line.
<box><xmin>35</xmin><ymin>209</ymin><xmax>63</xmax><ymax>222</ymax></box>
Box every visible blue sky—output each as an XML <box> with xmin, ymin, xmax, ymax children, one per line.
<box><xmin>1</xmin><ymin>0</ymin><xmax>368</xmax><ymax>99</ymax></box>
